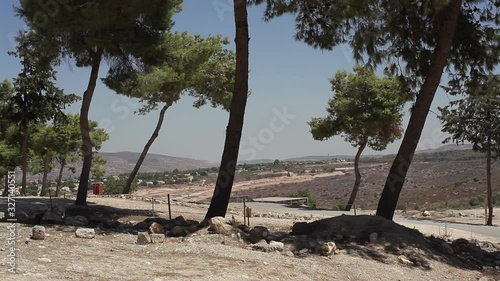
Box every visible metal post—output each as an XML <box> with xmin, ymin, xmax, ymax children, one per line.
<box><xmin>243</xmin><ymin>197</ymin><xmax>247</xmax><ymax>226</ymax></box>
<box><xmin>168</xmin><ymin>194</ymin><xmax>172</xmax><ymax>220</ymax></box>
<box><xmin>152</xmin><ymin>196</ymin><xmax>155</xmax><ymax>216</ymax></box>
<box><xmin>48</xmin><ymin>188</ymin><xmax>53</xmax><ymax>209</ymax></box>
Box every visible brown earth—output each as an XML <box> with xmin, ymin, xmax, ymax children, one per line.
<box><xmin>1</xmin><ymin>197</ymin><xmax>499</xmax><ymax>281</ymax></box>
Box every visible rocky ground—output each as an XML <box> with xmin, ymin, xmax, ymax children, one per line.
<box><xmin>1</xmin><ymin>197</ymin><xmax>499</xmax><ymax>280</ymax></box>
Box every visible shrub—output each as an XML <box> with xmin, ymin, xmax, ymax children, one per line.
<box><xmin>289</xmin><ymin>190</ymin><xmax>317</xmax><ymax>208</ymax></box>
<box><xmin>104</xmin><ymin>177</ymin><xmax>137</xmax><ymax>195</ymax></box>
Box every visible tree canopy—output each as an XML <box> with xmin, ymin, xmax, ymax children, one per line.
<box><xmin>309</xmin><ymin>66</ymin><xmax>409</xmax><ymax>150</ymax></box>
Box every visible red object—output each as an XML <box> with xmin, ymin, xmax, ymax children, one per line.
<box><xmin>92</xmin><ymin>182</ymin><xmax>104</xmax><ymax>195</ymax></box>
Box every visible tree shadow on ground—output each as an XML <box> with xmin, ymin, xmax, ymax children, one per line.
<box><xmin>404</xmin><ymin>216</ymin><xmax>498</xmax><ymax>227</ymax></box>
<box><xmin>288</xmin><ymin>215</ymin><xmax>500</xmax><ymax>279</ymax></box>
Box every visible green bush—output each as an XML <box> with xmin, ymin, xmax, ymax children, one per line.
<box><xmin>289</xmin><ymin>190</ymin><xmax>317</xmax><ymax>208</ymax></box>
<box><xmin>104</xmin><ymin>177</ymin><xmax>137</xmax><ymax>195</ymax></box>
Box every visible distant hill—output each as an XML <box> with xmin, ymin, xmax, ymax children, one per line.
<box><xmin>284</xmin><ymin>155</ymin><xmax>355</xmax><ymax>162</ymax></box>
<box><xmin>416</xmin><ymin>143</ymin><xmax>473</xmax><ymax>153</ymax></box>
<box><xmin>99</xmin><ymin>152</ymin><xmax>215</xmax><ymax>175</ymax></box>
<box><xmin>39</xmin><ymin>152</ymin><xmax>215</xmax><ymax>180</ymax></box>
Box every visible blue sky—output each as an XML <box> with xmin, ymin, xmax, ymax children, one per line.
<box><xmin>0</xmin><ymin>0</ymin><xmax>455</xmax><ymax>163</ymax></box>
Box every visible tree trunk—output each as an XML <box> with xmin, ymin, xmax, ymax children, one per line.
<box><xmin>40</xmin><ymin>148</ymin><xmax>51</xmax><ymax>196</ymax></box>
<box><xmin>123</xmin><ymin>103</ymin><xmax>171</xmax><ymax>194</ymax></box>
<box><xmin>55</xmin><ymin>158</ymin><xmax>66</xmax><ymax>197</ymax></box>
<box><xmin>344</xmin><ymin>138</ymin><xmax>368</xmax><ymax>211</ymax></box>
<box><xmin>486</xmin><ymin>141</ymin><xmax>493</xmax><ymax>226</ymax></box>
<box><xmin>2</xmin><ymin>174</ymin><xmax>7</xmax><ymax>197</ymax></box>
<box><xmin>376</xmin><ymin>0</ymin><xmax>462</xmax><ymax>220</ymax></box>
<box><xmin>21</xmin><ymin>125</ymin><xmax>29</xmax><ymax>196</ymax></box>
<box><xmin>76</xmin><ymin>48</ymin><xmax>104</xmax><ymax>206</ymax></box>
<box><xmin>205</xmin><ymin>0</ymin><xmax>249</xmax><ymax>219</ymax></box>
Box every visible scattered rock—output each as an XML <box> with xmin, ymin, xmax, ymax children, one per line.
<box><xmin>250</xmin><ymin>240</ymin><xmax>284</xmax><ymax>252</ymax></box>
<box><xmin>38</xmin><ymin>257</ymin><xmax>52</xmax><ymax>263</ymax></box>
<box><xmin>318</xmin><ymin>242</ymin><xmax>336</xmax><ymax>256</ymax></box>
<box><xmin>283</xmin><ymin>250</ymin><xmax>295</xmax><ymax>257</ymax></box>
<box><xmin>422</xmin><ymin>210</ymin><xmax>431</xmax><ymax>217</ymax></box>
<box><xmin>102</xmin><ymin>219</ymin><xmax>121</xmax><ymax>229</ymax></box>
<box><xmin>32</xmin><ymin>226</ymin><xmax>45</xmax><ymax>240</ymax></box>
<box><xmin>440</xmin><ymin>242</ymin><xmax>454</xmax><ymax>255</ymax></box>
<box><xmin>188</xmin><ymin>224</ymin><xmax>199</xmax><ymax>233</ymax></box>
<box><xmin>298</xmin><ymin>248</ymin><xmax>309</xmax><ymax>255</ymax></box>
<box><xmin>41</xmin><ymin>208</ymin><xmax>64</xmax><ymax>224</ymax></box>
<box><xmin>169</xmin><ymin>226</ymin><xmax>188</xmax><ymax>237</ymax></box>
<box><xmin>237</xmin><ymin>224</ymin><xmax>251</xmax><ymax>233</ymax></box>
<box><xmin>174</xmin><ymin>216</ymin><xmax>187</xmax><ymax>226</ymax></box>
<box><xmin>64</xmin><ymin>216</ymin><xmax>89</xmax><ymax>227</ymax></box>
<box><xmin>150</xmin><ymin>233</ymin><xmax>165</xmax><ymax>243</ymax></box>
<box><xmin>369</xmin><ymin>232</ymin><xmax>378</xmax><ymax>243</ymax></box>
<box><xmin>208</xmin><ymin>217</ymin><xmax>233</xmax><ymax>235</ymax></box>
<box><xmin>65</xmin><ymin>205</ymin><xmax>89</xmax><ymax>218</ymax></box>
<box><xmin>149</xmin><ymin>222</ymin><xmax>164</xmax><ymax>234</ymax></box>
<box><xmin>265</xmin><ymin>231</ymin><xmax>288</xmax><ymax>243</ymax></box>
<box><xmin>137</xmin><ymin>232</ymin><xmax>151</xmax><ymax>245</ymax></box>
<box><xmin>248</xmin><ymin>226</ymin><xmax>269</xmax><ymax>244</ymax></box>
<box><xmin>398</xmin><ymin>255</ymin><xmax>413</xmax><ymax>265</ymax></box>
<box><xmin>75</xmin><ymin>228</ymin><xmax>95</xmax><ymax>239</ymax></box>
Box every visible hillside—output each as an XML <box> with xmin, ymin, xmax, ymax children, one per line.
<box><xmin>38</xmin><ymin>152</ymin><xmax>215</xmax><ymax>180</ymax></box>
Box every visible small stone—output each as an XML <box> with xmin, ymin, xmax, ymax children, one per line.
<box><xmin>369</xmin><ymin>232</ymin><xmax>378</xmax><ymax>243</ymax></box>
<box><xmin>75</xmin><ymin>228</ymin><xmax>95</xmax><ymax>239</ymax></box>
<box><xmin>37</xmin><ymin>258</ymin><xmax>52</xmax><ymax>263</ymax></box>
<box><xmin>32</xmin><ymin>226</ymin><xmax>45</xmax><ymax>240</ymax></box>
<box><xmin>299</xmin><ymin>248</ymin><xmax>309</xmax><ymax>254</ymax></box>
<box><xmin>150</xmin><ymin>233</ymin><xmax>165</xmax><ymax>243</ymax></box>
<box><xmin>137</xmin><ymin>232</ymin><xmax>151</xmax><ymax>245</ymax></box>
<box><xmin>149</xmin><ymin>222</ymin><xmax>164</xmax><ymax>234</ymax></box>
<box><xmin>319</xmin><ymin>242</ymin><xmax>336</xmax><ymax>256</ymax></box>
<box><xmin>398</xmin><ymin>255</ymin><xmax>413</xmax><ymax>265</ymax></box>
<box><xmin>422</xmin><ymin>210</ymin><xmax>431</xmax><ymax>217</ymax></box>
<box><xmin>284</xmin><ymin>251</ymin><xmax>295</xmax><ymax>257</ymax></box>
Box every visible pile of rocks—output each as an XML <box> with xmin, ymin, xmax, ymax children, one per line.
<box><xmin>133</xmin><ymin>216</ymin><xmax>201</xmax><ymax>245</ymax></box>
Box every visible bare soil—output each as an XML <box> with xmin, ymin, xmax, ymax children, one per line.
<box><xmin>1</xmin><ymin>197</ymin><xmax>499</xmax><ymax>281</ymax></box>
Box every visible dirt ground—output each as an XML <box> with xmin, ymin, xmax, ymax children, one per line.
<box><xmin>1</xmin><ymin>197</ymin><xmax>499</xmax><ymax>281</ymax></box>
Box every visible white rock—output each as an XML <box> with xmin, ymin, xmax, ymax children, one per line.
<box><xmin>137</xmin><ymin>232</ymin><xmax>151</xmax><ymax>245</ymax></box>
<box><xmin>32</xmin><ymin>226</ymin><xmax>45</xmax><ymax>240</ymax></box>
<box><xmin>75</xmin><ymin>228</ymin><xmax>95</xmax><ymax>239</ymax></box>
<box><xmin>398</xmin><ymin>255</ymin><xmax>413</xmax><ymax>265</ymax></box>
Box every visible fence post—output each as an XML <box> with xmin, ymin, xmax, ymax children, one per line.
<box><xmin>168</xmin><ymin>194</ymin><xmax>172</xmax><ymax>220</ymax></box>
<box><xmin>243</xmin><ymin>197</ymin><xmax>247</xmax><ymax>226</ymax></box>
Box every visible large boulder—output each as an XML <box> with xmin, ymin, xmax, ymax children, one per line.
<box><xmin>208</xmin><ymin>217</ymin><xmax>233</xmax><ymax>235</ymax></box>
<box><xmin>32</xmin><ymin>225</ymin><xmax>45</xmax><ymax>240</ymax></box>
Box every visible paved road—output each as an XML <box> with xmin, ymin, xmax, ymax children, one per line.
<box><xmin>230</xmin><ymin>202</ymin><xmax>500</xmax><ymax>240</ymax></box>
